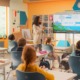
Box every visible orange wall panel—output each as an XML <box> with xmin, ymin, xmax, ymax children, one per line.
<box><xmin>27</xmin><ymin>0</ymin><xmax>75</xmax><ymax>45</ymax></box>
<box><xmin>28</xmin><ymin>0</ymin><xmax>75</xmax><ymax>29</ymax></box>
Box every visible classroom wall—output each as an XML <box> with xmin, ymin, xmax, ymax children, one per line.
<box><xmin>28</xmin><ymin>0</ymin><xmax>75</xmax><ymax>29</ymax></box>
<box><xmin>27</xmin><ymin>0</ymin><xmax>76</xmax><ymax>45</ymax></box>
<box><xmin>10</xmin><ymin>0</ymin><xmax>28</xmax><ymax>41</ymax></box>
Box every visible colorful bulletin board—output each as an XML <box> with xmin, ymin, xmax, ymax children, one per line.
<box><xmin>12</xmin><ymin>10</ymin><xmax>27</xmax><ymax>33</ymax></box>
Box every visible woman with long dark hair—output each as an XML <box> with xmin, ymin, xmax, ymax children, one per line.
<box><xmin>33</xmin><ymin>16</ymin><xmax>44</xmax><ymax>51</ymax></box>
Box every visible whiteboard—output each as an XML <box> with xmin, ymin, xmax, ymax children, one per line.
<box><xmin>22</xmin><ymin>29</ymin><xmax>32</xmax><ymax>39</ymax></box>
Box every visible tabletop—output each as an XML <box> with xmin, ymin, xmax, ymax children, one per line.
<box><xmin>54</xmin><ymin>47</ymin><xmax>70</xmax><ymax>50</ymax></box>
<box><xmin>48</xmin><ymin>70</ymin><xmax>77</xmax><ymax>80</ymax></box>
<box><xmin>0</xmin><ymin>59</ymin><xmax>10</xmax><ymax>67</ymax></box>
<box><xmin>0</xmin><ymin>47</ymin><xmax>7</xmax><ymax>52</ymax></box>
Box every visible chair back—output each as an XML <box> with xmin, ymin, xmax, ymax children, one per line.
<box><xmin>10</xmin><ymin>51</ymin><xmax>22</xmax><ymax>69</ymax></box>
<box><xmin>69</xmin><ymin>56</ymin><xmax>80</xmax><ymax>75</ymax></box>
<box><xmin>42</xmin><ymin>44</ymin><xmax>53</xmax><ymax>53</ymax></box>
<box><xmin>16</xmin><ymin>70</ymin><xmax>46</xmax><ymax>80</ymax></box>
<box><xmin>8</xmin><ymin>40</ymin><xmax>18</xmax><ymax>52</ymax></box>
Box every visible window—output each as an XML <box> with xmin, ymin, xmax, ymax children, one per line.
<box><xmin>0</xmin><ymin>6</ymin><xmax>6</xmax><ymax>36</ymax></box>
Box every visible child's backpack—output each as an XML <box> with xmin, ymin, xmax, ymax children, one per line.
<box><xmin>60</xmin><ymin>53</ymin><xmax>70</xmax><ymax>70</ymax></box>
<box><xmin>39</xmin><ymin>58</ymin><xmax>50</xmax><ymax>69</ymax></box>
<box><xmin>60</xmin><ymin>60</ymin><xmax>69</xmax><ymax>70</ymax></box>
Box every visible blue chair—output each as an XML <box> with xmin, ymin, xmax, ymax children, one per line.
<box><xmin>7</xmin><ymin>51</ymin><xmax>22</xmax><ymax>80</ymax></box>
<box><xmin>42</xmin><ymin>44</ymin><xmax>53</xmax><ymax>53</ymax></box>
<box><xmin>57</xmin><ymin>40</ymin><xmax>70</xmax><ymax>47</ymax></box>
<box><xmin>8</xmin><ymin>40</ymin><xmax>18</xmax><ymax>52</ymax></box>
<box><xmin>69</xmin><ymin>56</ymin><xmax>80</xmax><ymax>79</ymax></box>
<box><xmin>10</xmin><ymin>51</ymin><xmax>22</xmax><ymax>69</ymax></box>
<box><xmin>16</xmin><ymin>70</ymin><xmax>46</xmax><ymax>80</ymax></box>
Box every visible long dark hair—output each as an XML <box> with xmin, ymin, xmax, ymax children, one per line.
<box><xmin>21</xmin><ymin>46</ymin><xmax>36</xmax><ymax>71</ymax></box>
<box><xmin>33</xmin><ymin>16</ymin><xmax>41</xmax><ymax>26</ymax></box>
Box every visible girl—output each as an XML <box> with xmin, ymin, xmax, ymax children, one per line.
<box><xmin>17</xmin><ymin>45</ymin><xmax>54</xmax><ymax>80</ymax></box>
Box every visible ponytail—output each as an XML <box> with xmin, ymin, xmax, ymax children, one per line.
<box><xmin>22</xmin><ymin>46</ymin><xmax>36</xmax><ymax>72</ymax></box>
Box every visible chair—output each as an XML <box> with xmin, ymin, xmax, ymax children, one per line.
<box><xmin>69</xmin><ymin>56</ymin><xmax>80</xmax><ymax>79</ymax></box>
<box><xmin>42</xmin><ymin>44</ymin><xmax>54</xmax><ymax>68</ymax></box>
<box><xmin>7</xmin><ymin>51</ymin><xmax>22</xmax><ymax>80</ymax></box>
<box><xmin>42</xmin><ymin>44</ymin><xmax>53</xmax><ymax>53</ymax></box>
<box><xmin>10</xmin><ymin>51</ymin><xmax>22</xmax><ymax>69</ymax></box>
<box><xmin>8</xmin><ymin>40</ymin><xmax>18</xmax><ymax>52</ymax></box>
<box><xmin>16</xmin><ymin>70</ymin><xmax>46</xmax><ymax>80</ymax></box>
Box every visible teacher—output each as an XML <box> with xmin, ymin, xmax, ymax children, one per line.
<box><xmin>32</xmin><ymin>16</ymin><xmax>44</xmax><ymax>51</ymax></box>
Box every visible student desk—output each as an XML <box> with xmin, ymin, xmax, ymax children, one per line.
<box><xmin>0</xmin><ymin>47</ymin><xmax>8</xmax><ymax>57</ymax></box>
<box><xmin>54</xmin><ymin>47</ymin><xmax>71</xmax><ymax>53</ymax></box>
<box><xmin>0</xmin><ymin>59</ymin><xmax>10</xmax><ymax>80</ymax></box>
<box><xmin>48</xmin><ymin>70</ymin><xmax>77</xmax><ymax>80</ymax></box>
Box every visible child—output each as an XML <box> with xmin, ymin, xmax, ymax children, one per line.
<box><xmin>17</xmin><ymin>46</ymin><xmax>54</xmax><ymax>80</ymax></box>
<box><xmin>45</xmin><ymin>37</ymin><xmax>54</xmax><ymax>46</ymax></box>
<box><xmin>8</xmin><ymin>34</ymin><xmax>18</xmax><ymax>52</ymax></box>
<box><xmin>17</xmin><ymin>38</ymin><xmax>26</xmax><ymax>51</ymax></box>
<box><xmin>44</xmin><ymin>37</ymin><xmax>60</xmax><ymax>69</ymax></box>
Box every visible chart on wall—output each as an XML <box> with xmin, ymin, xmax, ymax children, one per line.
<box><xmin>12</xmin><ymin>10</ymin><xmax>27</xmax><ymax>33</ymax></box>
<box><xmin>0</xmin><ymin>6</ymin><xmax>6</xmax><ymax>36</ymax></box>
<box><xmin>53</xmin><ymin>13</ymin><xmax>80</xmax><ymax>33</ymax></box>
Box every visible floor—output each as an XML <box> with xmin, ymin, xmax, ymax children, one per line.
<box><xmin>0</xmin><ymin>53</ymin><xmax>16</xmax><ymax>80</ymax></box>
<box><xmin>0</xmin><ymin>51</ymin><xmax>70</xmax><ymax>80</ymax></box>
<box><xmin>0</xmin><ymin>52</ymin><xmax>42</xmax><ymax>80</ymax></box>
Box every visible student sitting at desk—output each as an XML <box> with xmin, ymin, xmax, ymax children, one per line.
<box><xmin>44</xmin><ymin>37</ymin><xmax>58</xmax><ymax>60</ymax></box>
<box><xmin>8</xmin><ymin>34</ymin><xmax>18</xmax><ymax>52</ymax></box>
<box><xmin>45</xmin><ymin>37</ymin><xmax>54</xmax><ymax>47</ymax></box>
<box><xmin>17</xmin><ymin>38</ymin><xmax>26</xmax><ymax>51</ymax></box>
<box><xmin>42</xmin><ymin>37</ymin><xmax>59</xmax><ymax>69</ymax></box>
<box><xmin>17</xmin><ymin>46</ymin><xmax>54</xmax><ymax>80</ymax></box>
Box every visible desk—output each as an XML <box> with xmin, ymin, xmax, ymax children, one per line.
<box><xmin>0</xmin><ymin>59</ymin><xmax>10</xmax><ymax>80</ymax></box>
<box><xmin>27</xmin><ymin>40</ymin><xmax>33</xmax><ymax>42</ymax></box>
<box><xmin>0</xmin><ymin>48</ymin><xmax>8</xmax><ymax>57</ymax></box>
<box><xmin>0</xmin><ymin>48</ymin><xmax>7</xmax><ymax>52</ymax></box>
<box><xmin>54</xmin><ymin>47</ymin><xmax>71</xmax><ymax>53</ymax></box>
<box><xmin>48</xmin><ymin>70</ymin><xmax>77</xmax><ymax>80</ymax></box>
<box><xmin>27</xmin><ymin>40</ymin><xmax>33</xmax><ymax>44</ymax></box>
<box><xmin>26</xmin><ymin>44</ymin><xmax>34</xmax><ymax>46</ymax></box>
